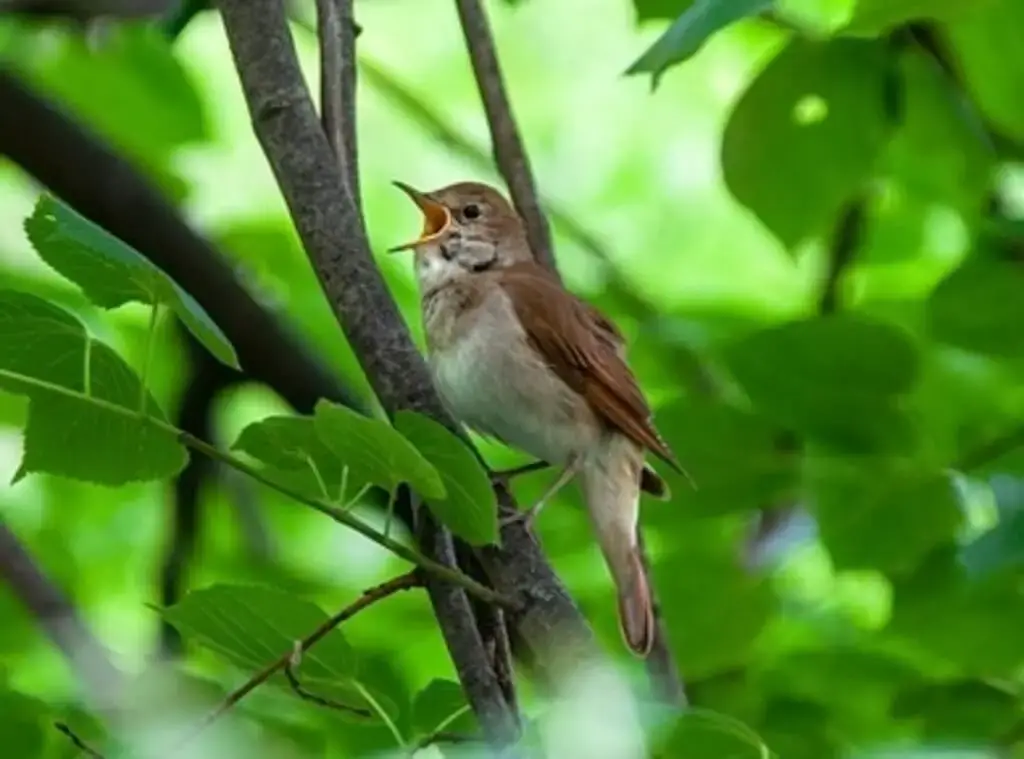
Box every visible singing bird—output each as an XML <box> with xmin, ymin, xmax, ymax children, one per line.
<box><xmin>390</xmin><ymin>180</ymin><xmax>682</xmax><ymax>657</ymax></box>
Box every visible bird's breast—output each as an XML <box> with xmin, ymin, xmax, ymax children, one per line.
<box><xmin>427</xmin><ymin>288</ymin><xmax>599</xmax><ymax>465</ymax></box>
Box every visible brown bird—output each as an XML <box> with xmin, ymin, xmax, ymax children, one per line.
<box><xmin>390</xmin><ymin>180</ymin><xmax>683</xmax><ymax>657</ymax></box>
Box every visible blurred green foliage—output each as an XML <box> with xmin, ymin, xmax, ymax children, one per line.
<box><xmin>1</xmin><ymin>0</ymin><xmax>1023</xmax><ymax>757</ymax></box>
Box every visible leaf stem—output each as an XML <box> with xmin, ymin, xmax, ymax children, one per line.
<box><xmin>82</xmin><ymin>335</ymin><xmax>92</xmax><ymax>397</ymax></box>
<box><xmin>0</xmin><ymin>368</ymin><xmax>514</xmax><ymax>608</ymax></box>
<box><xmin>138</xmin><ymin>302</ymin><xmax>161</xmax><ymax>414</ymax></box>
<box><xmin>355</xmin><ymin>679</ymin><xmax>406</xmax><ymax>748</ymax></box>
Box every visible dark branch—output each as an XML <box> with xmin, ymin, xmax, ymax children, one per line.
<box><xmin>0</xmin><ymin>522</ymin><xmax>123</xmax><ymax>709</ymax></box>
<box><xmin>213</xmin><ymin>0</ymin><xmax>519</xmax><ymax>742</ymax></box>
<box><xmin>176</xmin><ymin>572</ymin><xmax>421</xmax><ymax>749</ymax></box>
<box><xmin>453</xmin><ymin>0</ymin><xmax>556</xmax><ymax>276</ymax></box>
<box><xmin>637</xmin><ymin>530</ymin><xmax>686</xmax><ymax>707</ymax></box>
<box><xmin>0</xmin><ymin>0</ymin><xmax>170</xmax><ymax>18</ymax></box>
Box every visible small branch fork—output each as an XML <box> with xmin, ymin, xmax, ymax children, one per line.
<box><xmin>172</xmin><ymin>572</ymin><xmax>422</xmax><ymax>752</ymax></box>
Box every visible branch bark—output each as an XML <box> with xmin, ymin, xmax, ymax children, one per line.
<box><xmin>453</xmin><ymin>0</ymin><xmax>556</xmax><ymax>275</ymax></box>
<box><xmin>0</xmin><ymin>521</ymin><xmax>123</xmax><ymax>710</ymax></box>
<box><xmin>450</xmin><ymin>0</ymin><xmax>684</xmax><ymax>705</ymax></box>
<box><xmin>214</xmin><ymin>0</ymin><xmax>522</xmax><ymax>743</ymax></box>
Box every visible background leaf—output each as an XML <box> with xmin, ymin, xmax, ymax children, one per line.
<box><xmin>0</xmin><ymin>290</ymin><xmax>186</xmax><ymax>484</ymax></box>
<box><xmin>394</xmin><ymin>411</ymin><xmax>498</xmax><ymax>546</ymax></box>
<box><xmin>721</xmin><ymin>37</ymin><xmax>890</xmax><ymax>248</ymax></box>
<box><xmin>626</xmin><ymin>0</ymin><xmax>773</xmax><ymax>87</ymax></box>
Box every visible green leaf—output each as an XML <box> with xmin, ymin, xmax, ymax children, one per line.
<box><xmin>632</xmin><ymin>0</ymin><xmax>694</xmax><ymax>22</ymax></box>
<box><xmin>0</xmin><ymin>290</ymin><xmax>187</xmax><ymax>484</ymax></box>
<box><xmin>723</xmin><ymin>315</ymin><xmax>919</xmax><ymax>452</ymax></box>
<box><xmin>25</xmin><ymin>195</ymin><xmax>240</xmax><ymax>370</ymax></box>
<box><xmin>313</xmin><ymin>401</ymin><xmax>445</xmax><ymax>499</ymax></box>
<box><xmin>807</xmin><ymin>457</ymin><xmax>963</xmax><ymax>575</ymax></box>
<box><xmin>944</xmin><ymin>0</ymin><xmax>1024</xmax><ymax>143</ymax></box>
<box><xmin>411</xmin><ymin>679</ymin><xmax>477</xmax><ymax>737</ymax></box>
<box><xmin>625</xmin><ymin>0</ymin><xmax>773</xmax><ymax>87</ymax></box>
<box><xmin>657</xmin><ymin>708</ymin><xmax>773</xmax><ymax>758</ymax></box>
<box><xmin>394</xmin><ymin>411</ymin><xmax>498</xmax><ymax>547</ymax></box>
<box><xmin>653</xmin><ymin>399</ymin><xmax>798</xmax><ymax>515</ymax></box>
<box><xmin>721</xmin><ymin>38</ymin><xmax>890</xmax><ymax>249</ymax></box>
<box><xmin>0</xmin><ymin>690</ymin><xmax>47</xmax><ymax>758</ymax></box>
<box><xmin>892</xmin><ymin>679</ymin><xmax>1019</xmax><ymax>742</ymax></box>
<box><xmin>233</xmin><ymin>414</ymin><xmax>352</xmax><ymax>501</ymax></box>
<box><xmin>845</xmin><ymin>0</ymin><xmax>987</xmax><ymax>34</ymax></box>
<box><xmin>960</xmin><ymin>476</ymin><xmax>1024</xmax><ymax>581</ymax></box>
<box><xmin>927</xmin><ymin>258</ymin><xmax>1024</xmax><ymax>360</ymax></box>
<box><xmin>162</xmin><ymin>583</ymin><xmax>396</xmax><ymax>719</ymax></box>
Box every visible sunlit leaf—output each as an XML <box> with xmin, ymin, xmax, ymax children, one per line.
<box><xmin>25</xmin><ymin>195</ymin><xmax>240</xmax><ymax>370</ymax></box>
<box><xmin>658</xmin><ymin>708</ymin><xmax>773</xmax><ymax>757</ymax></box>
<box><xmin>0</xmin><ymin>290</ymin><xmax>186</xmax><ymax>484</ymax></box>
<box><xmin>394</xmin><ymin>411</ymin><xmax>498</xmax><ymax>546</ymax></box>
<box><xmin>313</xmin><ymin>401</ymin><xmax>445</xmax><ymax>499</ymax></box>
<box><xmin>626</xmin><ymin>0</ymin><xmax>773</xmax><ymax>87</ymax></box>
<box><xmin>722</xmin><ymin>38</ymin><xmax>890</xmax><ymax>249</ymax></box>
<box><xmin>412</xmin><ymin>679</ymin><xmax>477</xmax><ymax>737</ymax></box>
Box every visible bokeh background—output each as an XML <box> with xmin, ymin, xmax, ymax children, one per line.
<box><xmin>1</xmin><ymin>0</ymin><xmax>1023</xmax><ymax>756</ymax></box>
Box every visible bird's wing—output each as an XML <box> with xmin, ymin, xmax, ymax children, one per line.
<box><xmin>496</xmin><ymin>262</ymin><xmax>680</xmax><ymax>471</ymax></box>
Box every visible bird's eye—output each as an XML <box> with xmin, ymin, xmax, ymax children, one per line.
<box><xmin>462</xmin><ymin>203</ymin><xmax>481</xmax><ymax>220</ymax></box>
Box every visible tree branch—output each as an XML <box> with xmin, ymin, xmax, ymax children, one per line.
<box><xmin>0</xmin><ymin>522</ymin><xmax>123</xmax><ymax>709</ymax></box>
<box><xmin>174</xmin><ymin>572</ymin><xmax>421</xmax><ymax>751</ymax></box>
<box><xmin>453</xmin><ymin>0</ymin><xmax>556</xmax><ymax>275</ymax></box>
<box><xmin>315</xmin><ymin>0</ymin><xmax>360</xmax><ymax>207</ymax></box>
<box><xmin>213</xmin><ymin>0</ymin><xmax>520</xmax><ymax>743</ymax></box>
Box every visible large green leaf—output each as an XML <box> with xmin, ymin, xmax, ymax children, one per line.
<box><xmin>0</xmin><ymin>690</ymin><xmax>47</xmax><ymax>759</ymax></box>
<box><xmin>25</xmin><ymin>195</ymin><xmax>239</xmax><ymax>370</ymax></box>
<box><xmin>943</xmin><ymin>0</ymin><xmax>1024</xmax><ymax>142</ymax></box>
<box><xmin>233</xmin><ymin>414</ymin><xmax>352</xmax><ymax>502</ymax></box>
<box><xmin>723</xmin><ymin>315</ymin><xmax>919</xmax><ymax>452</ymax></box>
<box><xmin>411</xmin><ymin>679</ymin><xmax>476</xmax><ymax>738</ymax></box>
<box><xmin>892</xmin><ymin>679</ymin><xmax>1019</xmax><ymax>742</ymax></box>
<box><xmin>394</xmin><ymin>411</ymin><xmax>498</xmax><ymax>547</ymax></box>
<box><xmin>721</xmin><ymin>38</ymin><xmax>890</xmax><ymax>249</ymax></box>
<box><xmin>626</xmin><ymin>0</ymin><xmax>773</xmax><ymax>87</ymax></box>
<box><xmin>927</xmin><ymin>258</ymin><xmax>1024</xmax><ymax>360</ymax></box>
<box><xmin>313</xmin><ymin>401</ymin><xmax>445</xmax><ymax>499</ymax></box>
<box><xmin>807</xmin><ymin>457</ymin><xmax>963</xmax><ymax>575</ymax></box>
<box><xmin>0</xmin><ymin>290</ymin><xmax>186</xmax><ymax>484</ymax></box>
<box><xmin>162</xmin><ymin>584</ymin><xmax>396</xmax><ymax>719</ymax></box>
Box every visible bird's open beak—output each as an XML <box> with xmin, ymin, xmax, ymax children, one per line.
<box><xmin>388</xmin><ymin>181</ymin><xmax>452</xmax><ymax>252</ymax></box>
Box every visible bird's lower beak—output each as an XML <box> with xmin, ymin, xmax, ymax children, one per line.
<box><xmin>389</xmin><ymin>181</ymin><xmax>452</xmax><ymax>252</ymax></box>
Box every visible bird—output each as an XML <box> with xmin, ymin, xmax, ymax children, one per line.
<box><xmin>389</xmin><ymin>180</ymin><xmax>683</xmax><ymax>657</ymax></box>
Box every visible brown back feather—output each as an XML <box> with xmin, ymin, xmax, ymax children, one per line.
<box><xmin>495</xmin><ymin>262</ymin><xmax>680</xmax><ymax>472</ymax></box>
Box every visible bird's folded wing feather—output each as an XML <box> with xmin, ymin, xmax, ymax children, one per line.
<box><xmin>496</xmin><ymin>263</ymin><xmax>680</xmax><ymax>471</ymax></box>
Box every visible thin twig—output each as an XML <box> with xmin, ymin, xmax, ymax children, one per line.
<box><xmin>284</xmin><ymin>659</ymin><xmax>372</xmax><ymax>717</ymax></box>
<box><xmin>55</xmin><ymin>722</ymin><xmax>106</xmax><ymax>759</ymax></box>
<box><xmin>414</xmin><ymin>730</ymin><xmax>477</xmax><ymax>751</ymax></box>
<box><xmin>315</xmin><ymin>0</ymin><xmax>360</xmax><ymax>207</ymax></box>
<box><xmin>453</xmin><ymin>0</ymin><xmax>556</xmax><ymax>276</ymax></box>
<box><xmin>173</xmin><ymin>572</ymin><xmax>421</xmax><ymax>752</ymax></box>
<box><xmin>636</xmin><ymin>530</ymin><xmax>686</xmax><ymax>707</ymax></box>
<box><xmin>0</xmin><ymin>367</ymin><xmax>513</xmax><ymax>607</ymax></box>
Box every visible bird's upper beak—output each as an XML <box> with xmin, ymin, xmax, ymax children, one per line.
<box><xmin>388</xmin><ymin>181</ymin><xmax>452</xmax><ymax>252</ymax></box>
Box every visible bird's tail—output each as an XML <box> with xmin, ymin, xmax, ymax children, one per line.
<box><xmin>581</xmin><ymin>438</ymin><xmax>655</xmax><ymax>658</ymax></box>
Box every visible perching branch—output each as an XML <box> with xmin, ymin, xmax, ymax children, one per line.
<box><xmin>175</xmin><ymin>572</ymin><xmax>421</xmax><ymax>750</ymax></box>
<box><xmin>0</xmin><ymin>522</ymin><xmax>124</xmax><ymax>710</ymax></box>
<box><xmin>453</xmin><ymin>0</ymin><xmax>556</xmax><ymax>275</ymax></box>
<box><xmin>214</xmin><ymin>0</ymin><xmax>519</xmax><ymax>743</ymax></box>
<box><xmin>449</xmin><ymin>0</ymin><xmax>685</xmax><ymax>706</ymax></box>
